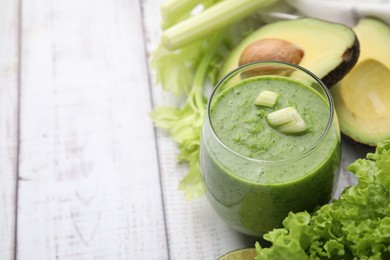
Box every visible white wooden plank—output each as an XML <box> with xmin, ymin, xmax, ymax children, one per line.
<box><xmin>0</xmin><ymin>1</ymin><xmax>19</xmax><ymax>259</ymax></box>
<box><xmin>142</xmin><ymin>0</ymin><xmax>370</xmax><ymax>259</ymax></box>
<box><xmin>17</xmin><ymin>0</ymin><xmax>168</xmax><ymax>259</ymax></box>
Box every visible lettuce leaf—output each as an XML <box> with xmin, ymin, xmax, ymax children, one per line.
<box><xmin>255</xmin><ymin>139</ymin><xmax>390</xmax><ymax>259</ymax></box>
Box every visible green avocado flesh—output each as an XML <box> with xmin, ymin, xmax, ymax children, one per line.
<box><xmin>220</xmin><ymin>18</ymin><xmax>359</xmax><ymax>87</ymax></box>
<box><xmin>331</xmin><ymin>18</ymin><xmax>390</xmax><ymax>146</ymax></box>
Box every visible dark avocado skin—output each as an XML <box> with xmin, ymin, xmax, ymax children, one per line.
<box><xmin>342</xmin><ymin>133</ymin><xmax>377</xmax><ymax>149</ymax></box>
<box><xmin>322</xmin><ymin>37</ymin><xmax>360</xmax><ymax>87</ymax></box>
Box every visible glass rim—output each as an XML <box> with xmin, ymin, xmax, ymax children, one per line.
<box><xmin>206</xmin><ymin>61</ymin><xmax>335</xmax><ymax>164</ymax></box>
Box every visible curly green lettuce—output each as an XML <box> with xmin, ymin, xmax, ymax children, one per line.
<box><xmin>255</xmin><ymin>139</ymin><xmax>390</xmax><ymax>259</ymax></box>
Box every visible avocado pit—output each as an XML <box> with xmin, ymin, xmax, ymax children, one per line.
<box><xmin>239</xmin><ymin>38</ymin><xmax>304</xmax><ymax>66</ymax></box>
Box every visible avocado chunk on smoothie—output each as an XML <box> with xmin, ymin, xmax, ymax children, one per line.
<box><xmin>200</xmin><ymin>75</ymin><xmax>340</xmax><ymax>236</ymax></box>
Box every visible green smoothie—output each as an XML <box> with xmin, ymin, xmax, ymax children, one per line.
<box><xmin>201</xmin><ymin>75</ymin><xmax>340</xmax><ymax>236</ymax></box>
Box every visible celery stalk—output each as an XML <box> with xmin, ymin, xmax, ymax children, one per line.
<box><xmin>162</xmin><ymin>0</ymin><xmax>279</xmax><ymax>50</ymax></box>
<box><xmin>266</xmin><ymin>107</ymin><xmax>308</xmax><ymax>135</ymax></box>
<box><xmin>255</xmin><ymin>90</ymin><xmax>279</xmax><ymax>107</ymax></box>
<box><xmin>277</xmin><ymin>120</ymin><xmax>308</xmax><ymax>134</ymax></box>
<box><xmin>160</xmin><ymin>0</ymin><xmax>201</xmax><ymax>29</ymax></box>
<box><xmin>267</xmin><ymin>107</ymin><xmax>299</xmax><ymax>127</ymax></box>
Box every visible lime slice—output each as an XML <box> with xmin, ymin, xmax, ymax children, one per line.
<box><xmin>217</xmin><ymin>248</ymin><xmax>257</xmax><ymax>260</ymax></box>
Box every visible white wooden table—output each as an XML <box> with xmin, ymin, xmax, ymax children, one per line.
<box><xmin>0</xmin><ymin>1</ymin><xmax>374</xmax><ymax>259</ymax></box>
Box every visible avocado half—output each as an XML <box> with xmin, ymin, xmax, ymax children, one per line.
<box><xmin>331</xmin><ymin>18</ymin><xmax>390</xmax><ymax>146</ymax></box>
<box><xmin>220</xmin><ymin>18</ymin><xmax>359</xmax><ymax>87</ymax></box>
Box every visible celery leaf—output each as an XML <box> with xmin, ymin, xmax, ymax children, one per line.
<box><xmin>150</xmin><ymin>10</ymin><xmax>264</xmax><ymax>199</ymax></box>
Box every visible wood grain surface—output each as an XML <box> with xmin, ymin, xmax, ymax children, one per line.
<box><xmin>15</xmin><ymin>0</ymin><xmax>167</xmax><ymax>259</ymax></box>
<box><xmin>0</xmin><ymin>1</ymin><xmax>19</xmax><ymax>259</ymax></box>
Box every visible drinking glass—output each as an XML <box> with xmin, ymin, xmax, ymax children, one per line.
<box><xmin>200</xmin><ymin>61</ymin><xmax>341</xmax><ymax>236</ymax></box>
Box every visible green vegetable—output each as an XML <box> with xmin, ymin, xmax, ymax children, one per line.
<box><xmin>151</xmin><ymin>31</ymin><xmax>225</xmax><ymax>199</ymax></box>
<box><xmin>255</xmin><ymin>90</ymin><xmax>279</xmax><ymax>108</ymax></box>
<box><xmin>161</xmin><ymin>0</ymin><xmax>278</xmax><ymax>50</ymax></box>
<box><xmin>255</xmin><ymin>139</ymin><xmax>390</xmax><ymax>259</ymax></box>
<box><xmin>160</xmin><ymin>0</ymin><xmax>202</xmax><ymax>29</ymax></box>
<box><xmin>151</xmin><ymin>2</ymin><xmax>264</xmax><ymax>199</ymax></box>
<box><xmin>266</xmin><ymin>107</ymin><xmax>308</xmax><ymax>134</ymax></box>
<box><xmin>266</xmin><ymin>107</ymin><xmax>301</xmax><ymax>127</ymax></box>
<box><xmin>276</xmin><ymin>119</ymin><xmax>308</xmax><ymax>135</ymax></box>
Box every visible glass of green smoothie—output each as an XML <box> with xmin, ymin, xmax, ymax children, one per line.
<box><xmin>200</xmin><ymin>61</ymin><xmax>341</xmax><ymax>236</ymax></box>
